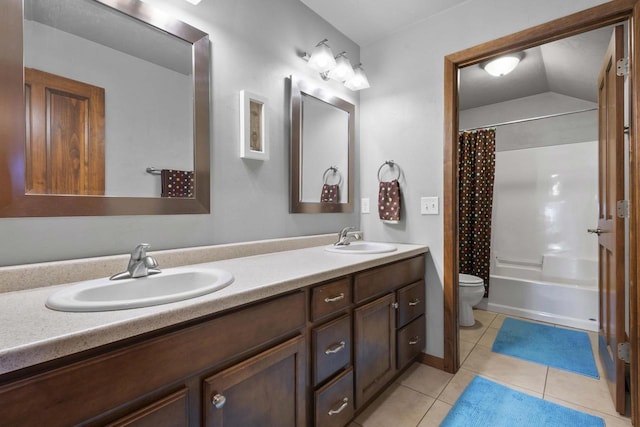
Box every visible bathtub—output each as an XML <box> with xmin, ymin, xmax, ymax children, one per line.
<box><xmin>486</xmin><ymin>255</ymin><xmax>599</xmax><ymax>331</ymax></box>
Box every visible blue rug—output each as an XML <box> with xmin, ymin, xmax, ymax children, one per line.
<box><xmin>441</xmin><ymin>376</ymin><xmax>605</xmax><ymax>427</ymax></box>
<box><xmin>492</xmin><ymin>317</ymin><xmax>599</xmax><ymax>378</ymax></box>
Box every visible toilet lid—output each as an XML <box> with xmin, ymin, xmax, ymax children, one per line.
<box><xmin>459</xmin><ymin>273</ymin><xmax>484</xmax><ymax>286</ymax></box>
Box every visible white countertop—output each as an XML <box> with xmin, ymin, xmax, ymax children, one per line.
<box><xmin>0</xmin><ymin>243</ymin><xmax>427</xmax><ymax>376</ymax></box>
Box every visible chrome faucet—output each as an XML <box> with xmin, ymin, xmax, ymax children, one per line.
<box><xmin>334</xmin><ymin>227</ymin><xmax>361</xmax><ymax>246</ymax></box>
<box><xmin>110</xmin><ymin>243</ymin><xmax>161</xmax><ymax>280</ymax></box>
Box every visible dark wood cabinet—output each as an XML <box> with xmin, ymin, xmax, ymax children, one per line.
<box><xmin>354</xmin><ymin>293</ymin><xmax>397</xmax><ymax>408</ymax></box>
<box><xmin>106</xmin><ymin>389</ymin><xmax>190</xmax><ymax>427</ymax></box>
<box><xmin>203</xmin><ymin>335</ymin><xmax>306</xmax><ymax>427</ymax></box>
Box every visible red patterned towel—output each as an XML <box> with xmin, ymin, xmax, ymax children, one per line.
<box><xmin>161</xmin><ymin>169</ymin><xmax>194</xmax><ymax>198</ymax></box>
<box><xmin>378</xmin><ymin>180</ymin><xmax>401</xmax><ymax>222</ymax></box>
<box><xmin>321</xmin><ymin>184</ymin><xmax>339</xmax><ymax>203</ymax></box>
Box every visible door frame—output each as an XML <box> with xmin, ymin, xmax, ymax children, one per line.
<box><xmin>443</xmin><ymin>1</ymin><xmax>639</xmax><ymax>423</ymax></box>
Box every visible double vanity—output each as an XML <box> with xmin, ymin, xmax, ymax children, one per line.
<box><xmin>0</xmin><ymin>237</ymin><xmax>427</xmax><ymax>426</ymax></box>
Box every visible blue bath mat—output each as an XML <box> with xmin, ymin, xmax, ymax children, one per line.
<box><xmin>492</xmin><ymin>317</ymin><xmax>598</xmax><ymax>378</ymax></box>
<box><xmin>441</xmin><ymin>376</ymin><xmax>605</xmax><ymax>427</ymax></box>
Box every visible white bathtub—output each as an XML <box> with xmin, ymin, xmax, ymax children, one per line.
<box><xmin>487</xmin><ymin>255</ymin><xmax>599</xmax><ymax>331</ymax></box>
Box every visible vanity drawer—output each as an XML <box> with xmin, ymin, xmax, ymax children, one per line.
<box><xmin>310</xmin><ymin>277</ymin><xmax>352</xmax><ymax>322</ymax></box>
<box><xmin>354</xmin><ymin>256</ymin><xmax>424</xmax><ymax>304</ymax></box>
<box><xmin>314</xmin><ymin>368</ymin><xmax>354</xmax><ymax>427</ymax></box>
<box><xmin>397</xmin><ymin>315</ymin><xmax>425</xmax><ymax>370</ymax></box>
<box><xmin>396</xmin><ymin>280</ymin><xmax>425</xmax><ymax>328</ymax></box>
<box><xmin>312</xmin><ymin>314</ymin><xmax>352</xmax><ymax>385</ymax></box>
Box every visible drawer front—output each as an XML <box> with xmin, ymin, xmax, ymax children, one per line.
<box><xmin>396</xmin><ymin>280</ymin><xmax>425</xmax><ymax>328</ymax></box>
<box><xmin>315</xmin><ymin>368</ymin><xmax>354</xmax><ymax>427</ymax></box>
<box><xmin>313</xmin><ymin>314</ymin><xmax>351</xmax><ymax>385</ymax></box>
<box><xmin>106</xmin><ymin>388</ymin><xmax>189</xmax><ymax>427</ymax></box>
<box><xmin>354</xmin><ymin>255</ymin><xmax>425</xmax><ymax>304</ymax></box>
<box><xmin>397</xmin><ymin>315</ymin><xmax>426</xmax><ymax>370</ymax></box>
<box><xmin>310</xmin><ymin>277</ymin><xmax>352</xmax><ymax>321</ymax></box>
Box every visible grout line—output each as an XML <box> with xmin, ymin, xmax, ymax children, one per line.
<box><xmin>542</xmin><ymin>366</ymin><xmax>549</xmax><ymax>398</ymax></box>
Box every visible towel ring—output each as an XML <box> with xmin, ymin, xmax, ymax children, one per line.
<box><xmin>377</xmin><ymin>160</ymin><xmax>401</xmax><ymax>182</ymax></box>
<box><xmin>323</xmin><ymin>166</ymin><xmax>343</xmax><ymax>186</ymax></box>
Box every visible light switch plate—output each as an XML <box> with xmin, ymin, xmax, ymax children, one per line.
<box><xmin>421</xmin><ymin>197</ymin><xmax>439</xmax><ymax>215</ymax></box>
<box><xmin>361</xmin><ymin>198</ymin><xmax>370</xmax><ymax>214</ymax></box>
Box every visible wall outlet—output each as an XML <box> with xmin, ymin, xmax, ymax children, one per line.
<box><xmin>361</xmin><ymin>197</ymin><xmax>370</xmax><ymax>214</ymax></box>
<box><xmin>420</xmin><ymin>196</ymin><xmax>439</xmax><ymax>215</ymax></box>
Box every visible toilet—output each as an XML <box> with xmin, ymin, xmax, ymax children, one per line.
<box><xmin>459</xmin><ymin>273</ymin><xmax>485</xmax><ymax>327</ymax></box>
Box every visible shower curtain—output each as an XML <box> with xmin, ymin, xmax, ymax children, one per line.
<box><xmin>458</xmin><ymin>129</ymin><xmax>496</xmax><ymax>296</ymax></box>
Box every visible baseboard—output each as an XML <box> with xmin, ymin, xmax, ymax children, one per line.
<box><xmin>418</xmin><ymin>352</ymin><xmax>445</xmax><ymax>370</ymax></box>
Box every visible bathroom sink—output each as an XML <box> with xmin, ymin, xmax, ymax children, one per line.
<box><xmin>46</xmin><ymin>267</ymin><xmax>234</xmax><ymax>312</ymax></box>
<box><xmin>324</xmin><ymin>242</ymin><xmax>397</xmax><ymax>254</ymax></box>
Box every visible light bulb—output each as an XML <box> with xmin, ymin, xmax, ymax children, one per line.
<box><xmin>307</xmin><ymin>40</ymin><xmax>336</xmax><ymax>73</ymax></box>
<box><xmin>483</xmin><ymin>55</ymin><xmax>521</xmax><ymax>77</ymax></box>
<box><xmin>328</xmin><ymin>53</ymin><xmax>355</xmax><ymax>82</ymax></box>
<box><xmin>345</xmin><ymin>65</ymin><xmax>370</xmax><ymax>90</ymax></box>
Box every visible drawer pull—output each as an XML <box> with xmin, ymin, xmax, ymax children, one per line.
<box><xmin>211</xmin><ymin>393</ymin><xmax>226</xmax><ymax>409</ymax></box>
<box><xmin>328</xmin><ymin>397</ymin><xmax>349</xmax><ymax>416</ymax></box>
<box><xmin>325</xmin><ymin>341</ymin><xmax>346</xmax><ymax>355</ymax></box>
<box><xmin>409</xmin><ymin>336</ymin><xmax>420</xmax><ymax>345</ymax></box>
<box><xmin>324</xmin><ymin>293</ymin><xmax>345</xmax><ymax>303</ymax></box>
<box><xmin>408</xmin><ymin>298</ymin><xmax>421</xmax><ymax>306</ymax></box>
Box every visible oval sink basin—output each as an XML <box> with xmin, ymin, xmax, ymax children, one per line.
<box><xmin>46</xmin><ymin>267</ymin><xmax>234</xmax><ymax>312</ymax></box>
<box><xmin>324</xmin><ymin>242</ymin><xmax>397</xmax><ymax>254</ymax></box>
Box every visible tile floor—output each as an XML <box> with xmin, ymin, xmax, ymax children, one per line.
<box><xmin>348</xmin><ymin>309</ymin><xmax>633</xmax><ymax>427</ymax></box>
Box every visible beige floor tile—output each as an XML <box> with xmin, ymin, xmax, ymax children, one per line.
<box><xmin>459</xmin><ymin>339</ymin><xmax>475</xmax><ymax>364</ymax></box>
<box><xmin>355</xmin><ymin>384</ymin><xmax>435</xmax><ymax>427</ymax></box>
<box><xmin>472</xmin><ymin>308</ymin><xmax>497</xmax><ymax>325</ymax></box>
<box><xmin>544</xmin><ymin>395</ymin><xmax>632</xmax><ymax>427</ymax></box>
<box><xmin>488</xmin><ymin>313</ymin><xmax>507</xmax><ymax>329</ymax></box>
<box><xmin>397</xmin><ymin>363</ymin><xmax>454</xmax><ymax>398</ymax></box>
<box><xmin>459</xmin><ymin>321</ymin><xmax>488</xmax><ymax>343</ymax></box>
<box><xmin>462</xmin><ymin>344</ymin><xmax>548</xmax><ymax>393</ymax></box>
<box><xmin>438</xmin><ymin>368</ymin><xmax>477</xmax><ymax>405</ymax></box>
<box><xmin>477</xmin><ymin>326</ymin><xmax>498</xmax><ymax>349</ymax></box>
<box><xmin>545</xmin><ymin>367</ymin><xmax>619</xmax><ymax>417</ymax></box>
<box><xmin>417</xmin><ymin>400</ymin><xmax>452</xmax><ymax>427</ymax></box>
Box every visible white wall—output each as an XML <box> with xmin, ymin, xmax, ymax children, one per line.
<box><xmin>0</xmin><ymin>0</ymin><xmax>360</xmax><ymax>265</ymax></box>
<box><xmin>359</xmin><ymin>0</ymin><xmax>609</xmax><ymax>357</ymax></box>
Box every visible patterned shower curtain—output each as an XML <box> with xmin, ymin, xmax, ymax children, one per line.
<box><xmin>458</xmin><ymin>129</ymin><xmax>496</xmax><ymax>296</ymax></box>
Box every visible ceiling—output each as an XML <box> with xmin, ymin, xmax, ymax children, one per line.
<box><xmin>300</xmin><ymin>1</ymin><xmax>618</xmax><ymax>110</ymax></box>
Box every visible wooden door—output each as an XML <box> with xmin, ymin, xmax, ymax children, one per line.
<box><xmin>203</xmin><ymin>336</ymin><xmax>306</xmax><ymax>426</ymax></box>
<box><xmin>24</xmin><ymin>68</ymin><xmax>105</xmax><ymax>195</ymax></box>
<box><xmin>596</xmin><ymin>25</ymin><xmax>626</xmax><ymax>415</ymax></box>
<box><xmin>354</xmin><ymin>293</ymin><xmax>396</xmax><ymax>409</ymax></box>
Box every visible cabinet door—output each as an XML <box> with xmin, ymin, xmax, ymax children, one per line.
<box><xmin>203</xmin><ymin>335</ymin><xmax>306</xmax><ymax>427</ymax></box>
<box><xmin>354</xmin><ymin>293</ymin><xmax>396</xmax><ymax>408</ymax></box>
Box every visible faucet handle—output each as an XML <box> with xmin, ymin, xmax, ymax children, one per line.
<box><xmin>339</xmin><ymin>226</ymin><xmax>355</xmax><ymax>236</ymax></box>
<box><xmin>131</xmin><ymin>243</ymin><xmax>151</xmax><ymax>260</ymax></box>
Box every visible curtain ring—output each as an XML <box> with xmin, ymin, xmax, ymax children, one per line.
<box><xmin>377</xmin><ymin>161</ymin><xmax>401</xmax><ymax>182</ymax></box>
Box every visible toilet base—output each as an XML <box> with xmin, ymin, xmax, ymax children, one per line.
<box><xmin>459</xmin><ymin>302</ymin><xmax>476</xmax><ymax>327</ymax></box>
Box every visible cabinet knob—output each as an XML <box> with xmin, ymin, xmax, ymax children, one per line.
<box><xmin>324</xmin><ymin>293</ymin><xmax>345</xmax><ymax>303</ymax></box>
<box><xmin>325</xmin><ymin>341</ymin><xmax>346</xmax><ymax>355</ymax></box>
<box><xmin>328</xmin><ymin>397</ymin><xmax>349</xmax><ymax>416</ymax></box>
<box><xmin>408</xmin><ymin>298</ymin><xmax>421</xmax><ymax>306</ymax></box>
<box><xmin>211</xmin><ymin>393</ymin><xmax>226</xmax><ymax>409</ymax></box>
<box><xmin>409</xmin><ymin>336</ymin><xmax>420</xmax><ymax>345</ymax></box>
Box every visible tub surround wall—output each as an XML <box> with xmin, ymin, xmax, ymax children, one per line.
<box><xmin>359</xmin><ymin>0</ymin><xmax>608</xmax><ymax>357</ymax></box>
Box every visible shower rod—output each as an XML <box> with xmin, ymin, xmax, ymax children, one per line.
<box><xmin>459</xmin><ymin>107</ymin><xmax>598</xmax><ymax>132</ymax></box>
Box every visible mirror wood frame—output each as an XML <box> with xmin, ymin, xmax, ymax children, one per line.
<box><xmin>289</xmin><ymin>75</ymin><xmax>355</xmax><ymax>213</ymax></box>
<box><xmin>0</xmin><ymin>0</ymin><xmax>210</xmax><ymax>217</ymax></box>
<box><xmin>443</xmin><ymin>1</ymin><xmax>639</xmax><ymax>423</ymax></box>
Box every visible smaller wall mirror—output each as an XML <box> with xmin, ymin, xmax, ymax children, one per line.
<box><xmin>290</xmin><ymin>76</ymin><xmax>355</xmax><ymax>213</ymax></box>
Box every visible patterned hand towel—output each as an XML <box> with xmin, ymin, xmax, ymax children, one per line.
<box><xmin>321</xmin><ymin>184</ymin><xmax>339</xmax><ymax>203</ymax></box>
<box><xmin>378</xmin><ymin>180</ymin><xmax>401</xmax><ymax>223</ymax></box>
<box><xmin>161</xmin><ymin>169</ymin><xmax>195</xmax><ymax>198</ymax></box>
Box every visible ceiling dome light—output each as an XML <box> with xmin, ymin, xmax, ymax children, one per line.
<box><xmin>307</xmin><ymin>39</ymin><xmax>337</xmax><ymax>73</ymax></box>
<box><xmin>482</xmin><ymin>53</ymin><xmax>523</xmax><ymax>77</ymax></box>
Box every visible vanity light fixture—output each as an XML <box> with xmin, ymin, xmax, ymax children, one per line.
<box><xmin>481</xmin><ymin>52</ymin><xmax>524</xmax><ymax>77</ymax></box>
<box><xmin>302</xmin><ymin>39</ymin><xmax>370</xmax><ymax>90</ymax></box>
<box><xmin>183</xmin><ymin>0</ymin><xmax>203</xmax><ymax>4</ymax></box>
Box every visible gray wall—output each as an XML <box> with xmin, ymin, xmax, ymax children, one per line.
<box><xmin>1</xmin><ymin>0</ymin><xmax>360</xmax><ymax>266</ymax></box>
<box><xmin>358</xmin><ymin>0</ymin><xmax>609</xmax><ymax>357</ymax></box>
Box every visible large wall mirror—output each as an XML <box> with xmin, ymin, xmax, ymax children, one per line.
<box><xmin>0</xmin><ymin>0</ymin><xmax>210</xmax><ymax>216</ymax></box>
<box><xmin>290</xmin><ymin>76</ymin><xmax>354</xmax><ymax>213</ymax></box>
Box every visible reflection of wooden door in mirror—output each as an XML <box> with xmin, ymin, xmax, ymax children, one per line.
<box><xmin>24</xmin><ymin>68</ymin><xmax>105</xmax><ymax>195</ymax></box>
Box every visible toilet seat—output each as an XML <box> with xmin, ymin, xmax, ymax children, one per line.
<box><xmin>459</xmin><ymin>273</ymin><xmax>483</xmax><ymax>286</ymax></box>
